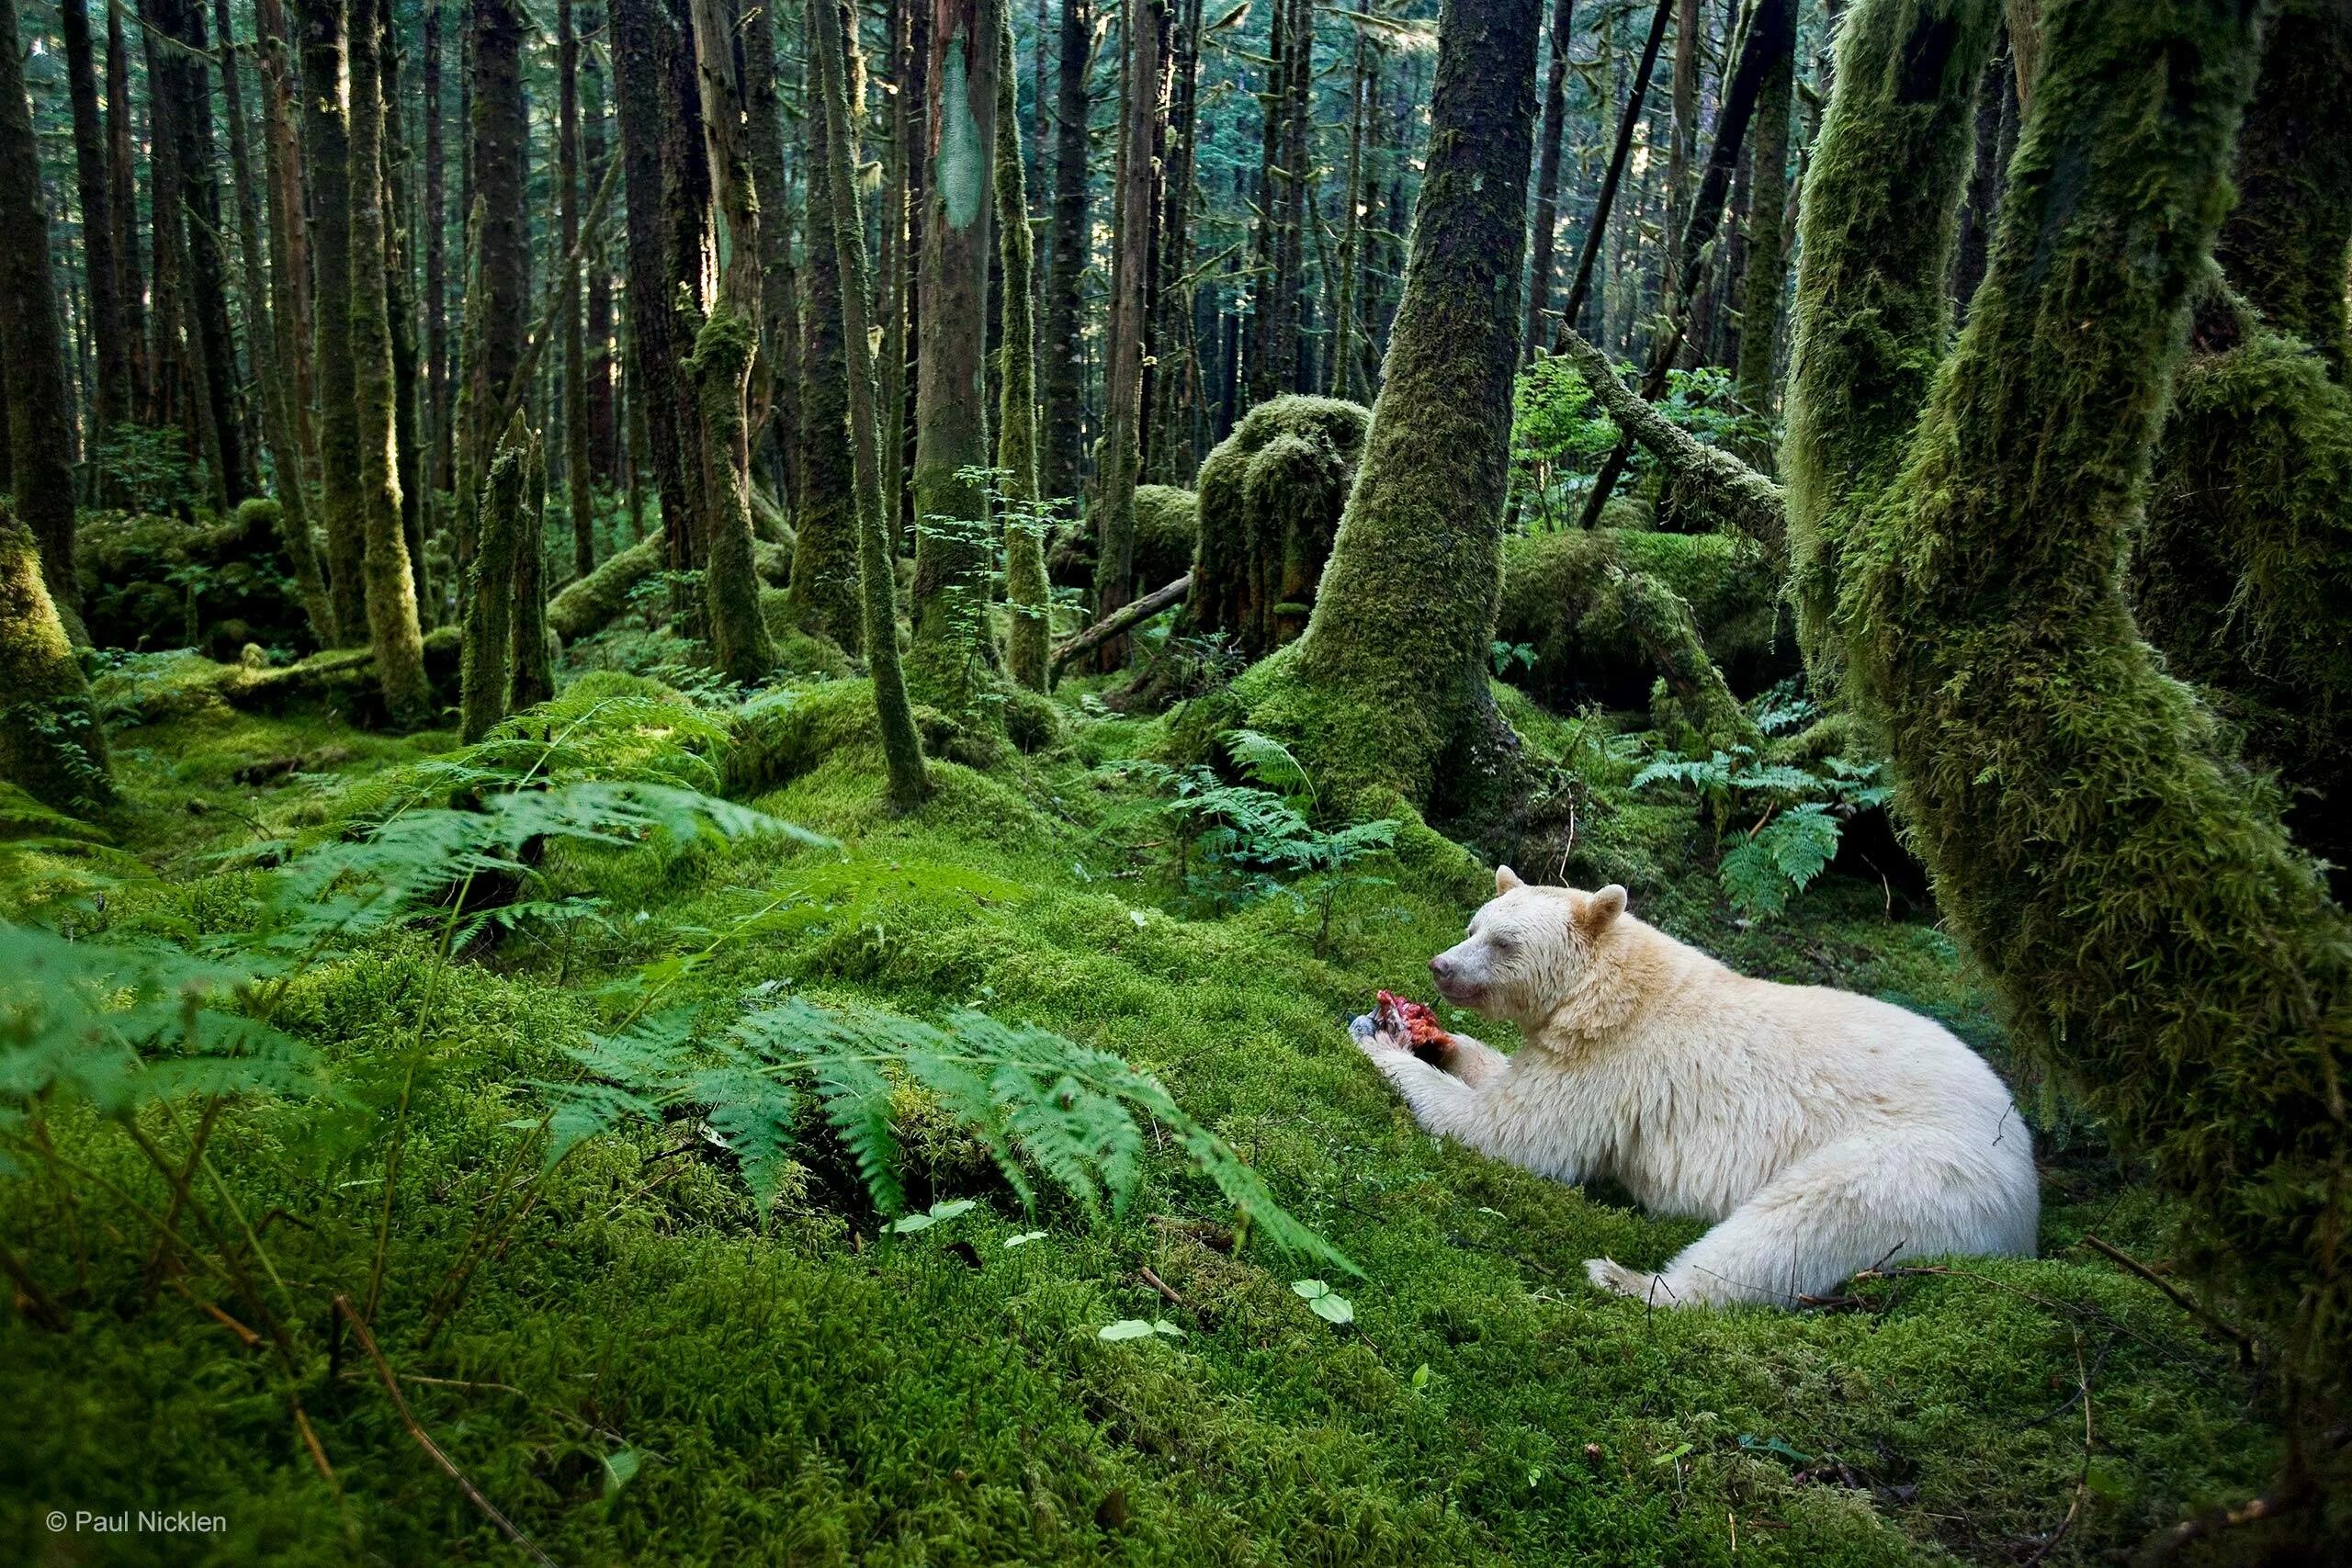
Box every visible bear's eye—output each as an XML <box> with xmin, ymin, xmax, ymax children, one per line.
<box><xmin>1490</xmin><ymin>935</ymin><xmax>1515</xmax><ymax>953</ymax></box>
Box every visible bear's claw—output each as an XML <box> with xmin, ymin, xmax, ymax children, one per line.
<box><xmin>1586</xmin><ymin>1258</ymin><xmax>1669</xmax><ymax>1303</ymax></box>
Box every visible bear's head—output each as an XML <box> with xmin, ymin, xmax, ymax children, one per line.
<box><xmin>1428</xmin><ymin>866</ymin><xmax>1627</xmax><ymax>1027</ymax></box>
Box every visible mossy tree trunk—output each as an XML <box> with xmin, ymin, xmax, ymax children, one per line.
<box><xmin>469</xmin><ymin>0</ymin><xmax>532</xmax><ymax>527</ymax></box>
<box><xmin>812</xmin><ymin>0</ymin><xmax>930</xmax><ymax>808</ymax></box>
<box><xmin>61</xmin><ymin>0</ymin><xmax>131</xmax><ymax>438</ymax></box>
<box><xmin>153</xmin><ymin>0</ymin><xmax>249</xmax><ymax>508</ymax></box>
<box><xmin>1040</xmin><ymin>0</ymin><xmax>1092</xmax><ymax>507</ymax></box>
<box><xmin>0</xmin><ymin>0</ymin><xmax>90</xmax><ymax>647</ymax></box>
<box><xmin>459</xmin><ymin>418</ymin><xmax>530</xmax><ymax>742</ymax></box>
<box><xmin>561</xmin><ymin>0</ymin><xmax>595</xmax><ymax>582</ymax></box>
<box><xmin>348</xmin><ymin>0</ymin><xmax>431</xmax><ymax>721</ymax></box>
<box><xmin>684</xmin><ymin>0</ymin><xmax>780</xmax><ymax>686</ymax></box>
<box><xmin>1238</xmin><ymin>0</ymin><xmax>1546</xmax><ymax>816</ymax></box>
<box><xmin>2213</xmin><ymin>0</ymin><xmax>2352</xmax><ymax>382</ymax></box>
<box><xmin>741</xmin><ymin>0</ymin><xmax>800</xmax><ymax>513</ymax></box>
<box><xmin>299</xmin><ymin>0</ymin><xmax>364</xmax><ymax>642</ymax></box>
<box><xmin>1185</xmin><ymin>396</ymin><xmax>1368</xmax><ymax>660</ymax></box>
<box><xmin>1732</xmin><ymin>11</ymin><xmax>1794</xmax><ymax>444</ymax></box>
<box><xmin>1091</xmin><ymin>0</ymin><xmax>1161</xmax><ymax>671</ymax></box>
<box><xmin>1782</xmin><ymin>0</ymin><xmax>1999</xmax><ymax>685</ymax></box>
<box><xmin>909</xmin><ymin>0</ymin><xmax>1003</xmax><ymax>683</ymax></box>
<box><xmin>1809</xmin><ymin>0</ymin><xmax>2352</xmax><ymax>1404</ymax></box>
<box><xmin>1521</xmin><ymin>0</ymin><xmax>1577</xmax><ymax>365</ymax></box>
<box><xmin>790</xmin><ymin>2</ymin><xmax>865</xmax><ymax>653</ymax></box>
<box><xmin>510</xmin><ymin>430</ymin><xmax>556</xmax><ymax>709</ymax></box>
<box><xmin>0</xmin><ymin>509</ymin><xmax>110</xmax><ymax>814</ymax></box>
<box><xmin>995</xmin><ymin>11</ymin><xmax>1050</xmax><ymax>693</ymax></box>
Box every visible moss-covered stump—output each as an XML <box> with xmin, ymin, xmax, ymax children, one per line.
<box><xmin>0</xmin><ymin>508</ymin><xmax>111</xmax><ymax>812</ymax></box>
<box><xmin>1185</xmin><ymin>395</ymin><xmax>1368</xmax><ymax>659</ymax></box>
<box><xmin>1494</xmin><ymin>528</ymin><xmax>1790</xmax><ymax>712</ymax></box>
<box><xmin>75</xmin><ymin>502</ymin><xmax>316</xmax><ymax>660</ymax></box>
<box><xmin>2139</xmin><ymin>321</ymin><xmax>2352</xmax><ymax>886</ymax></box>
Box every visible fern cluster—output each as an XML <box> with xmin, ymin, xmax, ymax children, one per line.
<box><xmin>540</xmin><ymin>994</ymin><xmax>1356</xmax><ymax>1275</ymax></box>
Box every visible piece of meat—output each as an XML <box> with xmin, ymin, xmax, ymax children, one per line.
<box><xmin>1374</xmin><ymin>989</ymin><xmax>1454</xmax><ymax>1063</ymax></box>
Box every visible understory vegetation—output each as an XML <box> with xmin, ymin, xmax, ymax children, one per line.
<box><xmin>0</xmin><ymin>630</ymin><xmax>2280</xmax><ymax>1564</ymax></box>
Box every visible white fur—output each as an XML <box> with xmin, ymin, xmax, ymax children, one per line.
<box><xmin>1354</xmin><ymin>867</ymin><xmax>2038</xmax><ymax>1307</ymax></box>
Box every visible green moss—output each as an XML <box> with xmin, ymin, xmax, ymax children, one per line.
<box><xmin>1188</xmin><ymin>396</ymin><xmax>1366</xmax><ymax>660</ymax></box>
<box><xmin>1495</xmin><ymin>527</ymin><xmax>1789</xmax><ymax>711</ymax></box>
<box><xmin>0</xmin><ymin>509</ymin><xmax>110</xmax><ymax>813</ymax></box>
<box><xmin>684</xmin><ymin>306</ymin><xmax>779</xmax><ymax>686</ymax></box>
<box><xmin>1131</xmin><ymin>483</ymin><xmax>1199</xmax><ymax>591</ymax></box>
<box><xmin>2139</xmin><ymin>321</ymin><xmax>2352</xmax><ymax>882</ymax></box>
<box><xmin>1781</xmin><ymin>0</ymin><xmax>2000</xmax><ymax>684</ymax></box>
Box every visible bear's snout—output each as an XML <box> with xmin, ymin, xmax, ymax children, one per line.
<box><xmin>1430</xmin><ymin>951</ymin><xmax>1475</xmax><ymax>1002</ymax></box>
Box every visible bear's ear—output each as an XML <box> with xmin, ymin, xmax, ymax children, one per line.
<box><xmin>1583</xmin><ymin>885</ymin><xmax>1627</xmax><ymax>931</ymax></box>
<box><xmin>1495</xmin><ymin>864</ymin><xmax>1524</xmax><ymax>895</ymax></box>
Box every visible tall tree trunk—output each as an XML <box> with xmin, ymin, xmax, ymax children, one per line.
<box><xmin>1238</xmin><ymin>0</ymin><xmax>1544</xmax><ymax>817</ymax></box>
<box><xmin>583</xmin><ymin>34</ymin><xmax>618</xmax><ymax>483</ymax></box>
<box><xmin>299</xmin><ymin>0</ymin><xmax>365</xmax><ymax>641</ymax></box>
<box><xmin>470</xmin><ymin>0</ymin><xmax>532</xmax><ymax>496</ymax></box>
<box><xmin>1145</xmin><ymin>0</ymin><xmax>1202</xmax><ymax>481</ymax></box>
<box><xmin>562</xmin><ymin>0</ymin><xmax>595</xmax><ymax>580</ymax></box>
<box><xmin>1040</xmin><ymin>0</ymin><xmax>1091</xmax><ymax>504</ymax></box>
<box><xmin>62</xmin><ymin>0</ymin><xmax>131</xmax><ymax>436</ymax></box>
<box><xmin>1732</xmin><ymin>2</ymin><xmax>1793</xmax><ymax>440</ymax></box>
<box><xmin>460</xmin><ymin>416</ymin><xmax>527</xmax><ymax>740</ymax></box>
<box><xmin>791</xmin><ymin>0</ymin><xmax>865</xmax><ymax>650</ymax></box>
<box><xmin>894</xmin><ymin>0</ymin><xmax>933</xmax><ymax>550</ymax></box>
<box><xmin>1089</xmin><ymin>0</ymin><xmax>1159</xmax><ymax>668</ymax></box>
<box><xmin>255</xmin><ymin>0</ymin><xmax>315</xmax><ymax>486</ymax></box>
<box><xmin>2214</xmin><ymin>0</ymin><xmax>2352</xmax><ymax>383</ymax></box>
<box><xmin>909</xmin><ymin>0</ymin><xmax>1003</xmax><ymax>682</ymax></box>
<box><xmin>424</xmin><ymin>0</ymin><xmax>449</xmax><ymax>494</ymax></box>
<box><xmin>1330</xmin><ymin>28</ymin><xmax>1371</xmax><ymax>401</ymax></box>
<box><xmin>1554</xmin><ymin>0</ymin><xmax>1670</xmax><ymax>347</ymax></box>
<box><xmin>107</xmin><ymin>0</ymin><xmax>150</xmax><ymax>418</ymax></box>
<box><xmin>996</xmin><ymin>9</ymin><xmax>1049</xmax><ymax>690</ymax></box>
<box><xmin>219</xmin><ymin>0</ymin><xmax>331</xmax><ymax>642</ymax></box>
<box><xmin>1522</xmin><ymin>0</ymin><xmax>1576</xmax><ymax>364</ymax></box>
<box><xmin>1665</xmin><ymin>0</ymin><xmax>1702</xmax><ymax>321</ymax></box>
<box><xmin>741</xmin><ymin>0</ymin><xmax>799</xmax><ymax>513</ymax></box>
<box><xmin>349</xmin><ymin>0</ymin><xmax>430</xmax><ymax>717</ymax></box>
<box><xmin>811</xmin><ymin>0</ymin><xmax>929</xmax><ymax>807</ymax></box>
<box><xmin>156</xmin><ymin>0</ymin><xmax>252</xmax><ymax>506</ymax></box>
<box><xmin>0</xmin><ymin>0</ymin><xmax>90</xmax><ymax>645</ymax></box>
<box><xmin>511</xmin><ymin>428</ymin><xmax>556</xmax><ymax>706</ymax></box>
<box><xmin>685</xmin><ymin>0</ymin><xmax>778</xmax><ymax>683</ymax></box>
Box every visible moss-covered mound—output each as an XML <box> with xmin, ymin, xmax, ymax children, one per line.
<box><xmin>1495</xmin><ymin>527</ymin><xmax>1792</xmax><ymax>712</ymax></box>
<box><xmin>76</xmin><ymin>502</ymin><xmax>314</xmax><ymax>659</ymax></box>
<box><xmin>1188</xmin><ymin>395</ymin><xmax>1371</xmax><ymax>659</ymax></box>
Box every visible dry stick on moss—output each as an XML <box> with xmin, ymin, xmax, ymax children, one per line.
<box><xmin>1556</xmin><ymin>329</ymin><xmax>1787</xmax><ymax>558</ymax></box>
<box><xmin>333</xmin><ymin>1294</ymin><xmax>557</xmax><ymax>1568</ymax></box>
<box><xmin>1551</xmin><ymin>0</ymin><xmax>1672</xmax><ymax>347</ymax></box>
<box><xmin>0</xmin><ymin>1237</ymin><xmax>69</xmax><ymax>1331</ymax></box>
<box><xmin>1052</xmin><ymin>573</ymin><xmax>1193</xmax><ymax>679</ymax></box>
<box><xmin>2017</xmin><ymin>1331</ymin><xmax>2094</xmax><ymax>1568</ymax></box>
<box><xmin>1574</xmin><ymin>0</ymin><xmax>1792</xmax><ymax>529</ymax></box>
<box><xmin>2078</xmin><ymin>1232</ymin><xmax>2257</xmax><ymax>1363</ymax></box>
<box><xmin>812</xmin><ymin>0</ymin><xmax>928</xmax><ymax>809</ymax></box>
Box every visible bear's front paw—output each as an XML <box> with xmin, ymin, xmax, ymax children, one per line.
<box><xmin>1586</xmin><ymin>1258</ymin><xmax>1668</xmax><ymax>1303</ymax></box>
<box><xmin>1349</xmin><ymin>1014</ymin><xmax>1406</xmax><ymax>1055</ymax></box>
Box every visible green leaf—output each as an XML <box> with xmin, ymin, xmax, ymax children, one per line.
<box><xmin>1651</xmin><ymin>1442</ymin><xmax>1694</xmax><ymax>1466</ymax></box>
<box><xmin>1309</xmin><ymin>1292</ymin><xmax>1355</xmax><ymax>1325</ymax></box>
<box><xmin>1099</xmin><ymin>1319</ymin><xmax>1158</xmax><ymax>1341</ymax></box>
<box><xmin>602</xmin><ymin>1445</ymin><xmax>642</xmax><ymax>1497</ymax></box>
<box><xmin>1003</xmin><ymin>1231</ymin><xmax>1047</xmax><ymax>1248</ymax></box>
<box><xmin>1410</xmin><ymin>1363</ymin><xmax>1431</xmax><ymax>1393</ymax></box>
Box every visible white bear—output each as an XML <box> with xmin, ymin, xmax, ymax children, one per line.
<box><xmin>1352</xmin><ymin>867</ymin><xmax>2038</xmax><ymax>1306</ymax></box>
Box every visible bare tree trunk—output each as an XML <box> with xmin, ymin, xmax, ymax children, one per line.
<box><xmin>996</xmin><ymin>9</ymin><xmax>1049</xmax><ymax>689</ymax></box>
<box><xmin>791</xmin><ymin>0</ymin><xmax>865</xmax><ymax>650</ymax></box>
<box><xmin>1145</xmin><ymin>0</ymin><xmax>1203</xmax><ymax>481</ymax></box>
<box><xmin>1555</xmin><ymin>0</ymin><xmax>1670</xmax><ymax>347</ymax></box>
<box><xmin>62</xmin><ymin>0</ymin><xmax>131</xmax><ymax>436</ymax></box>
<box><xmin>298</xmin><ymin>0</ymin><xmax>365</xmax><ymax>641</ymax></box>
<box><xmin>1040</xmin><ymin>0</ymin><xmax>1092</xmax><ymax>505</ymax></box>
<box><xmin>562</xmin><ymin>0</ymin><xmax>595</xmax><ymax>580</ymax></box>
<box><xmin>1090</xmin><ymin>0</ymin><xmax>1159</xmax><ymax>668</ymax></box>
<box><xmin>1522</xmin><ymin>0</ymin><xmax>1577</xmax><ymax>364</ymax></box>
<box><xmin>107</xmin><ymin>0</ymin><xmax>151</xmax><ymax>418</ymax></box>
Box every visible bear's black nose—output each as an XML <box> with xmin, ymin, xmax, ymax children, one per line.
<box><xmin>1429</xmin><ymin>954</ymin><xmax>1454</xmax><ymax>982</ymax></box>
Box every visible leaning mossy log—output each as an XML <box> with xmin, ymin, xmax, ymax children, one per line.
<box><xmin>1185</xmin><ymin>395</ymin><xmax>1368</xmax><ymax>659</ymax></box>
<box><xmin>1810</xmin><ymin>0</ymin><xmax>2352</xmax><ymax>1401</ymax></box>
<box><xmin>1555</xmin><ymin>330</ymin><xmax>1787</xmax><ymax>558</ymax></box>
<box><xmin>542</xmin><ymin>529</ymin><xmax>792</xmax><ymax>644</ymax></box>
<box><xmin>0</xmin><ymin>507</ymin><xmax>111</xmax><ymax>813</ymax></box>
<box><xmin>1609</xmin><ymin>567</ymin><xmax>1765</xmax><ymax>754</ymax></box>
<box><xmin>2139</xmin><ymin>311</ymin><xmax>2352</xmax><ymax>886</ymax></box>
<box><xmin>1494</xmin><ymin>527</ymin><xmax>1789</xmax><ymax>711</ymax></box>
<box><xmin>1051</xmin><ymin>573</ymin><xmax>1192</xmax><ymax>681</ymax></box>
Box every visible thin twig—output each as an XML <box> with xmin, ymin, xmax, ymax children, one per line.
<box><xmin>333</xmin><ymin>1295</ymin><xmax>558</xmax><ymax>1568</ymax></box>
<box><xmin>2079</xmin><ymin>1232</ymin><xmax>2257</xmax><ymax>1360</ymax></box>
<box><xmin>2018</xmin><ymin>1331</ymin><xmax>2094</xmax><ymax>1567</ymax></box>
<box><xmin>1138</xmin><ymin>1265</ymin><xmax>1183</xmax><ymax>1306</ymax></box>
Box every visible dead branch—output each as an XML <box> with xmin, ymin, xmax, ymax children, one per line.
<box><xmin>2080</xmin><ymin>1231</ymin><xmax>2257</xmax><ymax>1362</ymax></box>
<box><xmin>1051</xmin><ymin>573</ymin><xmax>1193</xmax><ymax>678</ymax></box>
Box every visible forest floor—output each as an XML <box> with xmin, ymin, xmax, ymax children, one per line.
<box><xmin>0</xmin><ymin>637</ymin><xmax>2280</xmax><ymax>1566</ymax></box>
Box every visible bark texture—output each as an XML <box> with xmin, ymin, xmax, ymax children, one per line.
<box><xmin>996</xmin><ymin>12</ymin><xmax>1051</xmax><ymax>692</ymax></box>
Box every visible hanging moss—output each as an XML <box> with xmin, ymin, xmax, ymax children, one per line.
<box><xmin>1187</xmin><ymin>396</ymin><xmax>1368</xmax><ymax>660</ymax></box>
<box><xmin>2139</xmin><ymin>316</ymin><xmax>2352</xmax><ymax>888</ymax></box>
<box><xmin>1493</xmin><ymin>527</ymin><xmax>1791</xmax><ymax>711</ymax></box>
<box><xmin>1781</xmin><ymin>0</ymin><xmax>2000</xmax><ymax>683</ymax></box>
<box><xmin>0</xmin><ymin>508</ymin><xmax>110</xmax><ymax>814</ymax></box>
<box><xmin>1822</xmin><ymin>0</ymin><xmax>2352</xmax><ymax>1398</ymax></box>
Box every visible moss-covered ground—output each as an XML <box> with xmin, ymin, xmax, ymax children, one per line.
<box><xmin>0</xmin><ymin>651</ymin><xmax>2278</xmax><ymax>1565</ymax></box>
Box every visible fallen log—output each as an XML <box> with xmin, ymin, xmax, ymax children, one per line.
<box><xmin>1050</xmin><ymin>573</ymin><xmax>1192</xmax><ymax>680</ymax></box>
